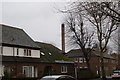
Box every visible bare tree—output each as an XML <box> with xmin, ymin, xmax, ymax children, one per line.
<box><xmin>62</xmin><ymin>1</ymin><xmax>118</xmax><ymax>79</ymax></box>
<box><xmin>101</xmin><ymin>1</ymin><xmax>120</xmax><ymax>22</ymax></box>
<box><xmin>65</xmin><ymin>12</ymin><xmax>94</xmax><ymax>73</ymax></box>
<box><xmin>77</xmin><ymin>2</ymin><xmax>118</xmax><ymax>79</ymax></box>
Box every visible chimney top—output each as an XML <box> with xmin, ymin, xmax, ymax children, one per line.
<box><xmin>61</xmin><ymin>24</ymin><xmax>64</xmax><ymax>27</ymax></box>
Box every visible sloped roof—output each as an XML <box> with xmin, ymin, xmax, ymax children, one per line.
<box><xmin>36</xmin><ymin>42</ymin><xmax>72</xmax><ymax>62</ymax></box>
<box><xmin>0</xmin><ymin>24</ymin><xmax>40</xmax><ymax>49</ymax></box>
<box><xmin>2</xmin><ymin>56</ymin><xmax>63</xmax><ymax>63</ymax></box>
<box><xmin>67</xmin><ymin>49</ymin><xmax>115</xmax><ymax>59</ymax></box>
<box><xmin>2</xmin><ymin>42</ymin><xmax>73</xmax><ymax>63</ymax></box>
<box><xmin>67</xmin><ymin>49</ymin><xmax>96</xmax><ymax>58</ymax></box>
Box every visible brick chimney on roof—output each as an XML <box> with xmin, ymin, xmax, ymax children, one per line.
<box><xmin>61</xmin><ymin>24</ymin><xmax>65</xmax><ymax>54</ymax></box>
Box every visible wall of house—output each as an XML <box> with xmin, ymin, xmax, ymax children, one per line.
<box><xmin>2</xmin><ymin>46</ymin><xmax>40</xmax><ymax>58</ymax></box>
<box><xmin>31</xmin><ymin>50</ymin><xmax>40</xmax><ymax>58</ymax></box>
<box><xmin>2</xmin><ymin>62</ymin><xmax>75</xmax><ymax>78</ymax></box>
<box><xmin>3</xmin><ymin>46</ymin><xmax>13</xmax><ymax>56</ymax></box>
<box><xmin>70</xmin><ymin>56</ymin><xmax>117</xmax><ymax>77</ymax></box>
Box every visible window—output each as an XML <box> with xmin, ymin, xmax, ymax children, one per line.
<box><xmin>84</xmin><ymin>66</ymin><xmax>88</xmax><ymax>68</ymax></box>
<box><xmin>61</xmin><ymin>66</ymin><xmax>67</xmax><ymax>73</ymax></box>
<box><xmin>24</xmin><ymin>49</ymin><xmax>31</xmax><ymax>56</ymax></box>
<box><xmin>75</xmin><ymin>58</ymin><xmax>78</xmax><ymax>62</ymax></box>
<box><xmin>28</xmin><ymin>50</ymin><xmax>31</xmax><ymax>56</ymax></box>
<box><xmin>23</xmin><ymin>66</ymin><xmax>34</xmax><ymax>77</ymax></box>
<box><xmin>83</xmin><ymin>58</ymin><xmax>86</xmax><ymax>62</ymax></box>
<box><xmin>41</xmin><ymin>52</ymin><xmax>45</xmax><ymax>55</ymax></box>
<box><xmin>49</xmin><ymin>52</ymin><xmax>52</xmax><ymax>55</ymax></box>
<box><xmin>17</xmin><ymin>48</ymin><xmax>19</xmax><ymax>55</ymax></box>
<box><xmin>79</xmin><ymin>67</ymin><xmax>83</xmax><ymax>69</ymax></box>
<box><xmin>24</xmin><ymin>49</ymin><xmax>27</xmax><ymax>56</ymax></box>
<box><xmin>79</xmin><ymin>58</ymin><xmax>83</xmax><ymax>63</ymax></box>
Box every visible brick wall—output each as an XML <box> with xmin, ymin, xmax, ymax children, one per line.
<box><xmin>2</xmin><ymin>62</ymin><xmax>75</xmax><ymax>78</ymax></box>
<box><xmin>70</xmin><ymin>56</ymin><xmax>117</xmax><ymax>76</ymax></box>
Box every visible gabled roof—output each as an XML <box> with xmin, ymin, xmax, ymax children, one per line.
<box><xmin>35</xmin><ymin>42</ymin><xmax>72</xmax><ymax>62</ymax></box>
<box><xmin>2</xmin><ymin>42</ymin><xmax>73</xmax><ymax>63</ymax></box>
<box><xmin>0</xmin><ymin>24</ymin><xmax>40</xmax><ymax>49</ymax></box>
<box><xmin>67</xmin><ymin>49</ymin><xmax>115</xmax><ymax>59</ymax></box>
<box><xmin>67</xmin><ymin>49</ymin><xmax>96</xmax><ymax>58</ymax></box>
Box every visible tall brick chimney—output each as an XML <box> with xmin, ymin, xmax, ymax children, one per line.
<box><xmin>61</xmin><ymin>24</ymin><xmax>65</xmax><ymax>54</ymax></box>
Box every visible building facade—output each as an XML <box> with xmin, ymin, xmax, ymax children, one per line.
<box><xmin>0</xmin><ymin>24</ymin><xmax>75</xmax><ymax>78</ymax></box>
<box><xmin>67</xmin><ymin>49</ymin><xmax>117</xmax><ymax>78</ymax></box>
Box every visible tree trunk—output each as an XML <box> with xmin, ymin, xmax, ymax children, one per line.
<box><xmin>100</xmin><ymin>50</ymin><xmax>106</xmax><ymax>79</ymax></box>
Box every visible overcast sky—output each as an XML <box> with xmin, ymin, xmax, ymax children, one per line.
<box><xmin>2</xmin><ymin>1</ymin><xmax>68</xmax><ymax>49</ymax></box>
<box><xmin>1</xmin><ymin>0</ymin><xmax>118</xmax><ymax>52</ymax></box>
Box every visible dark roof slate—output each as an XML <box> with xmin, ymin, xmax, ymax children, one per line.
<box><xmin>2</xmin><ymin>56</ymin><xmax>55</xmax><ymax>63</ymax></box>
<box><xmin>0</xmin><ymin>24</ymin><xmax>40</xmax><ymax>49</ymax></box>
<box><xmin>36</xmin><ymin>42</ymin><xmax>71</xmax><ymax>62</ymax></box>
<box><xmin>67</xmin><ymin>49</ymin><xmax>115</xmax><ymax>59</ymax></box>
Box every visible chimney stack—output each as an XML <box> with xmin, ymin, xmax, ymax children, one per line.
<box><xmin>61</xmin><ymin>24</ymin><xmax>65</xmax><ymax>54</ymax></box>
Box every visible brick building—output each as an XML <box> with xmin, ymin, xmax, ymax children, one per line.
<box><xmin>0</xmin><ymin>24</ymin><xmax>75</xmax><ymax>78</ymax></box>
<box><xmin>67</xmin><ymin>49</ymin><xmax>117</xmax><ymax>78</ymax></box>
<box><xmin>110</xmin><ymin>53</ymin><xmax>119</xmax><ymax>69</ymax></box>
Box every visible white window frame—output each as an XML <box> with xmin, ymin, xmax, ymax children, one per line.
<box><xmin>79</xmin><ymin>58</ymin><xmax>83</xmax><ymax>63</ymax></box>
<box><xmin>41</xmin><ymin>52</ymin><xmax>45</xmax><ymax>56</ymax></box>
<box><xmin>23</xmin><ymin>66</ymin><xmax>34</xmax><ymax>77</ymax></box>
<box><xmin>79</xmin><ymin>67</ymin><xmax>83</xmax><ymax>69</ymax></box>
<box><xmin>24</xmin><ymin>49</ymin><xmax>31</xmax><ymax>57</ymax></box>
<box><xmin>16</xmin><ymin>48</ymin><xmax>19</xmax><ymax>56</ymax></box>
<box><xmin>83</xmin><ymin>58</ymin><xmax>86</xmax><ymax>62</ymax></box>
<box><xmin>75</xmin><ymin>58</ymin><xmax>78</xmax><ymax>62</ymax></box>
<box><xmin>49</xmin><ymin>52</ymin><xmax>52</xmax><ymax>55</ymax></box>
<box><xmin>61</xmin><ymin>66</ymin><xmax>67</xmax><ymax>73</ymax></box>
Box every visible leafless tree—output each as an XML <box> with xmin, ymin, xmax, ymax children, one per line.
<box><xmin>101</xmin><ymin>1</ymin><xmax>120</xmax><ymax>22</ymax></box>
<box><xmin>62</xmin><ymin>1</ymin><xmax>118</xmax><ymax>79</ymax></box>
<box><xmin>77</xmin><ymin>2</ymin><xmax>118</xmax><ymax>79</ymax></box>
<box><xmin>65</xmin><ymin>12</ymin><xmax>95</xmax><ymax>73</ymax></box>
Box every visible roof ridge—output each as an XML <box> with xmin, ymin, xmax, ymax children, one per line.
<box><xmin>0</xmin><ymin>24</ymin><xmax>23</xmax><ymax>30</ymax></box>
<box><xmin>35</xmin><ymin>41</ymin><xmax>55</xmax><ymax>46</ymax></box>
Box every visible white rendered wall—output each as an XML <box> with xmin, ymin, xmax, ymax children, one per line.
<box><xmin>31</xmin><ymin>50</ymin><xmax>40</xmax><ymax>58</ymax></box>
<box><xmin>3</xmin><ymin>46</ymin><xmax>13</xmax><ymax>56</ymax></box>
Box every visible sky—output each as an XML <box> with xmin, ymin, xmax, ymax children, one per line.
<box><xmin>1</xmin><ymin>1</ymin><xmax>69</xmax><ymax>50</ymax></box>
<box><xmin>1</xmin><ymin>0</ymin><xmax>118</xmax><ymax>52</ymax></box>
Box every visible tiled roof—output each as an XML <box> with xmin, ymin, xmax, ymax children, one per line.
<box><xmin>67</xmin><ymin>49</ymin><xmax>115</xmax><ymax>59</ymax></box>
<box><xmin>2</xmin><ymin>56</ymin><xmax>60</xmax><ymax>63</ymax></box>
<box><xmin>67</xmin><ymin>49</ymin><xmax>96</xmax><ymax>58</ymax></box>
<box><xmin>2</xmin><ymin>42</ymin><xmax>73</xmax><ymax>63</ymax></box>
<box><xmin>36</xmin><ymin>42</ymin><xmax>71</xmax><ymax>62</ymax></box>
<box><xmin>0</xmin><ymin>24</ymin><xmax>40</xmax><ymax>49</ymax></box>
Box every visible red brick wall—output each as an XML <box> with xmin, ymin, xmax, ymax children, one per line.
<box><xmin>3</xmin><ymin>62</ymin><xmax>75</xmax><ymax>78</ymax></box>
<box><xmin>70</xmin><ymin>56</ymin><xmax>117</xmax><ymax>76</ymax></box>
